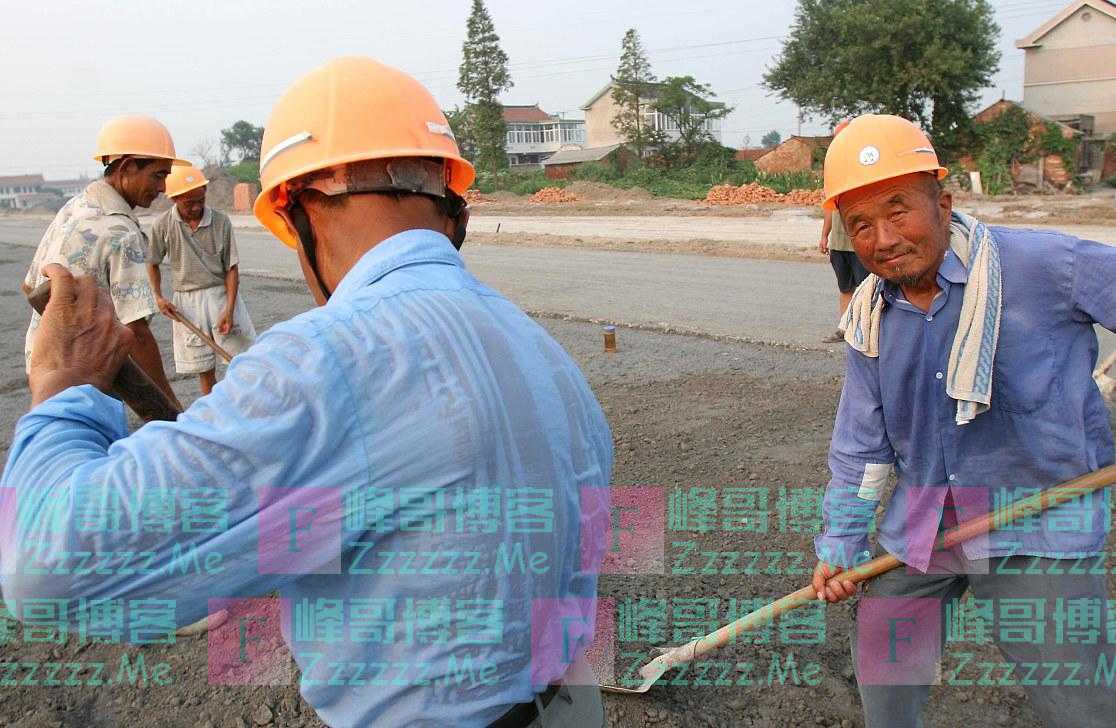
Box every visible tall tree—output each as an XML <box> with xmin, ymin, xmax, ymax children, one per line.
<box><xmin>761</xmin><ymin>130</ymin><xmax>781</xmax><ymax>149</ymax></box>
<box><xmin>763</xmin><ymin>0</ymin><xmax>999</xmax><ymax>156</ymax></box>
<box><xmin>653</xmin><ymin>76</ymin><xmax>733</xmax><ymax>164</ymax></box>
<box><xmin>458</xmin><ymin>0</ymin><xmax>513</xmax><ymax>181</ymax></box>
<box><xmin>219</xmin><ymin>121</ymin><xmax>264</xmax><ymax>163</ymax></box>
<box><xmin>611</xmin><ymin>29</ymin><xmax>664</xmax><ymax>158</ymax></box>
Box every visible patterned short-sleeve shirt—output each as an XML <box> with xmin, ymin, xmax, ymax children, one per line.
<box><xmin>24</xmin><ymin>180</ymin><xmax>157</xmax><ymax>369</ymax></box>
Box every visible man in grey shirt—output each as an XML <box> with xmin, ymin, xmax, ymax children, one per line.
<box><xmin>148</xmin><ymin>164</ymin><xmax>256</xmax><ymax>395</ymax></box>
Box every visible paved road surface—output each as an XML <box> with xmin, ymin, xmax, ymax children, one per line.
<box><xmin>2</xmin><ymin>216</ymin><xmax>1113</xmax><ymax>358</ymax></box>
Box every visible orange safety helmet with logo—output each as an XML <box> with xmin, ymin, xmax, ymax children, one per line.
<box><xmin>254</xmin><ymin>56</ymin><xmax>476</xmax><ymax>250</ymax></box>
<box><xmin>92</xmin><ymin>116</ymin><xmax>190</xmax><ymax>166</ymax></box>
<box><xmin>822</xmin><ymin>114</ymin><xmax>947</xmax><ymax>211</ymax></box>
<box><xmin>164</xmin><ymin>164</ymin><xmax>209</xmax><ymax>199</ymax></box>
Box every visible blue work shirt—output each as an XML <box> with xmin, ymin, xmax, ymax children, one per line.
<box><xmin>816</xmin><ymin>227</ymin><xmax>1116</xmax><ymax>572</ymax></box>
<box><xmin>1</xmin><ymin>229</ymin><xmax>613</xmax><ymax>727</ymax></box>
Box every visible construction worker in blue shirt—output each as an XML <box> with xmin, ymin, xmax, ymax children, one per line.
<box><xmin>1</xmin><ymin>57</ymin><xmax>613</xmax><ymax>728</ymax></box>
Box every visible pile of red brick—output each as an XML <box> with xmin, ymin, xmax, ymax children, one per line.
<box><xmin>529</xmin><ymin>187</ymin><xmax>578</xmax><ymax>204</ymax></box>
<box><xmin>704</xmin><ymin>183</ymin><xmax>824</xmax><ymax>206</ymax></box>
<box><xmin>781</xmin><ymin>188</ymin><xmax>826</xmax><ymax>205</ymax></box>
<box><xmin>705</xmin><ymin>182</ymin><xmax>782</xmax><ymax>204</ymax></box>
<box><xmin>463</xmin><ymin>188</ymin><xmax>490</xmax><ymax>204</ymax></box>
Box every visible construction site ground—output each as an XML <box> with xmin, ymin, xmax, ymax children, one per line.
<box><xmin>0</xmin><ymin>187</ymin><xmax>1115</xmax><ymax>728</ymax></box>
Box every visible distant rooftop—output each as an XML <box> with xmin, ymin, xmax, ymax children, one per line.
<box><xmin>0</xmin><ymin>174</ymin><xmax>45</xmax><ymax>187</ymax></box>
<box><xmin>542</xmin><ymin>144</ymin><xmax>624</xmax><ymax>166</ymax></box>
<box><xmin>502</xmin><ymin>104</ymin><xmax>555</xmax><ymax>124</ymax></box>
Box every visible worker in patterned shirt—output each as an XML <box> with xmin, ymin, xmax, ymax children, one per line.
<box><xmin>22</xmin><ymin>115</ymin><xmax>183</xmax><ymax>409</ymax></box>
<box><xmin>147</xmin><ymin>164</ymin><xmax>256</xmax><ymax>395</ymax></box>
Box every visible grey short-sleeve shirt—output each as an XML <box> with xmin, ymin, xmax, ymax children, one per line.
<box><xmin>149</xmin><ymin>206</ymin><xmax>239</xmax><ymax>292</ymax></box>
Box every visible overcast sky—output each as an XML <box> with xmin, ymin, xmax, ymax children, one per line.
<box><xmin>0</xmin><ymin>0</ymin><xmax>1073</xmax><ymax>179</ymax></box>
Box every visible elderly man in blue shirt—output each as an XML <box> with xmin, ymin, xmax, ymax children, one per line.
<box><xmin>810</xmin><ymin>115</ymin><xmax>1116</xmax><ymax>727</ymax></box>
<box><xmin>1</xmin><ymin>58</ymin><xmax>613</xmax><ymax>728</ymax></box>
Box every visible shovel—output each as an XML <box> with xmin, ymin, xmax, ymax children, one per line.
<box><xmin>601</xmin><ymin>463</ymin><xmax>1116</xmax><ymax>693</ymax></box>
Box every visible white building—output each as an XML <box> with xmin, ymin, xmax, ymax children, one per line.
<box><xmin>503</xmin><ymin>105</ymin><xmax>586</xmax><ymax>168</ymax></box>
<box><xmin>46</xmin><ymin>176</ymin><xmax>91</xmax><ymax>199</ymax></box>
<box><xmin>0</xmin><ymin>174</ymin><xmax>45</xmax><ymax>209</ymax></box>
<box><xmin>1015</xmin><ymin>0</ymin><xmax>1116</xmax><ymax>136</ymax></box>
<box><xmin>581</xmin><ymin>80</ymin><xmax>723</xmax><ymax>150</ymax></box>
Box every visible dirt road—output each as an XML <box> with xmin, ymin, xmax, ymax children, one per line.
<box><xmin>3</xmin><ymin>240</ymin><xmax>1105</xmax><ymax>728</ymax></box>
<box><xmin>3</xmin><ymin>216</ymin><xmax>1114</xmax><ymax>358</ymax></box>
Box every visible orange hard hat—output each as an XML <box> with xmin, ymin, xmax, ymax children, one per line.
<box><xmin>822</xmin><ymin>114</ymin><xmax>947</xmax><ymax>211</ymax></box>
<box><xmin>92</xmin><ymin>115</ymin><xmax>189</xmax><ymax>166</ymax></box>
<box><xmin>254</xmin><ymin>56</ymin><xmax>476</xmax><ymax>248</ymax></box>
<box><xmin>164</xmin><ymin>164</ymin><xmax>208</xmax><ymax>198</ymax></box>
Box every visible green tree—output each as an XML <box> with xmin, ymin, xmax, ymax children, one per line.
<box><xmin>763</xmin><ymin>0</ymin><xmax>999</xmax><ymax>156</ymax></box>
<box><xmin>653</xmin><ymin>76</ymin><xmax>733</xmax><ymax>164</ymax></box>
<box><xmin>761</xmin><ymin>130</ymin><xmax>781</xmax><ymax>148</ymax></box>
<box><xmin>611</xmin><ymin>29</ymin><xmax>664</xmax><ymax>158</ymax></box>
<box><xmin>458</xmin><ymin>0</ymin><xmax>512</xmax><ymax>181</ymax></box>
<box><xmin>219</xmin><ymin>120</ymin><xmax>264</xmax><ymax>163</ymax></box>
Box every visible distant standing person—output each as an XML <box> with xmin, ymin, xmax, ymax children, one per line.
<box><xmin>147</xmin><ymin>164</ymin><xmax>256</xmax><ymax>395</ymax></box>
<box><xmin>819</xmin><ymin>206</ymin><xmax>869</xmax><ymax>342</ymax></box>
<box><xmin>819</xmin><ymin>120</ymin><xmax>867</xmax><ymax>343</ymax></box>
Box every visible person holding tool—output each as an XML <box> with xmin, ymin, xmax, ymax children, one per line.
<box><xmin>811</xmin><ymin>114</ymin><xmax>1116</xmax><ymax>726</ymax></box>
<box><xmin>147</xmin><ymin>163</ymin><xmax>256</xmax><ymax>395</ymax></box>
<box><xmin>1</xmin><ymin>57</ymin><xmax>611</xmax><ymax>728</ymax></box>
<box><xmin>22</xmin><ymin>115</ymin><xmax>182</xmax><ymax>409</ymax></box>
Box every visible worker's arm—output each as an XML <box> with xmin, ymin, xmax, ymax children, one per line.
<box><xmin>819</xmin><ymin>209</ymin><xmax>832</xmax><ymax>255</ymax></box>
<box><xmin>217</xmin><ymin>265</ymin><xmax>239</xmax><ymax>336</ymax></box>
<box><xmin>147</xmin><ymin>263</ymin><xmax>175</xmax><ymax>317</ymax></box>
<box><xmin>812</xmin><ymin>345</ymin><xmax>894</xmax><ymax>601</ymax></box>
<box><xmin>1071</xmin><ymin>236</ymin><xmax>1116</xmax><ymax>331</ymax></box>
<box><xmin>2</xmin><ymin>273</ymin><xmax>355</xmax><ymax>633</ymax></box>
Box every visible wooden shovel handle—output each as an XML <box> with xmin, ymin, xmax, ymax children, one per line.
<box><xmin>164</xmin><ymin>308</ymin><xmax>232</xmax><ymax>363</ymax></box>
<box><xmin>686</xmin><ymin>463</ymin><xmax>1116</xmax><ymax>661</ymax></box>
<box><xmin>27</xmin><ymin>281</ymin><xmax>182</xmax><ymax>422</ymax></box>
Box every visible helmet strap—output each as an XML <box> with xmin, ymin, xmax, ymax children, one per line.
<box><xmin>289</xmin><ymin>201</ymin><xmax>333</xmax><ymax>301</ymax></box>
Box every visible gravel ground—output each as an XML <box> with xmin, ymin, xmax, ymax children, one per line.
<box><xmin>0</xmin><ymin>240</ymin><xmax>1114</xmax><ymax>727</ymax></box>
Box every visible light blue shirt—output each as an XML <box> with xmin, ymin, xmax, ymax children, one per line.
<box><xmin>1</xmin><ymin>229</ymin><xmax>613</xmax><ymax>727</ymax></box>
<box><xmin>816</xmin><ymin>227</ymin><xmax>1116</xmax><ymax>572</ymax></box>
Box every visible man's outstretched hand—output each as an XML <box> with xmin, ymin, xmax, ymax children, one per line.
<box><xmin>812</xmin><ymin>560</ymin><xmax>860</xmax><ymax>603</ymax></box>
<box><xmin>29</xmin><ymin>264</ymin><xmax>135</xmax><ymax>407</ymax></box>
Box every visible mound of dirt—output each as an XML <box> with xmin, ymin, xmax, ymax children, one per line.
<box><xmin>565</xmin><ymin>181</ymin><xmax>653</xmax><ymax>203</ymax></box>
<box><xmin>201</xmin><ymin>165</ymin><xmax>237</xmax><ymax>211</ymax></box>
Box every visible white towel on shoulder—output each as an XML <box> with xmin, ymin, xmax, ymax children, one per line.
<box><xmin>839</xmin><ymin>211</ymin><xmax>1002</xmax><ymax>425</ymax></box>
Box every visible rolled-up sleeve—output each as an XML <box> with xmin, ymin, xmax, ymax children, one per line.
<box><xmin>1071</xmin><ymin>236</ymin><xmax>1116</xmax><ymax>331</ymax></box>
<box><xmin>814</xmin><ymin>346</ymin><xmax>894</xmax><ymax>568</ymax></box>
<box><xmin>0</xmin><ymin>319</ymin><xmax>361</xmax><ymax>633</ymax></box>
<box><xmin>147</xmin><ymin>217</ymin><xmax>168</xmax><ymax>267</ymax></box>
<box><xmin>224</xmin><ymin>219</ymin><xmax>240</xmax><ymax>270</ymax></box>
